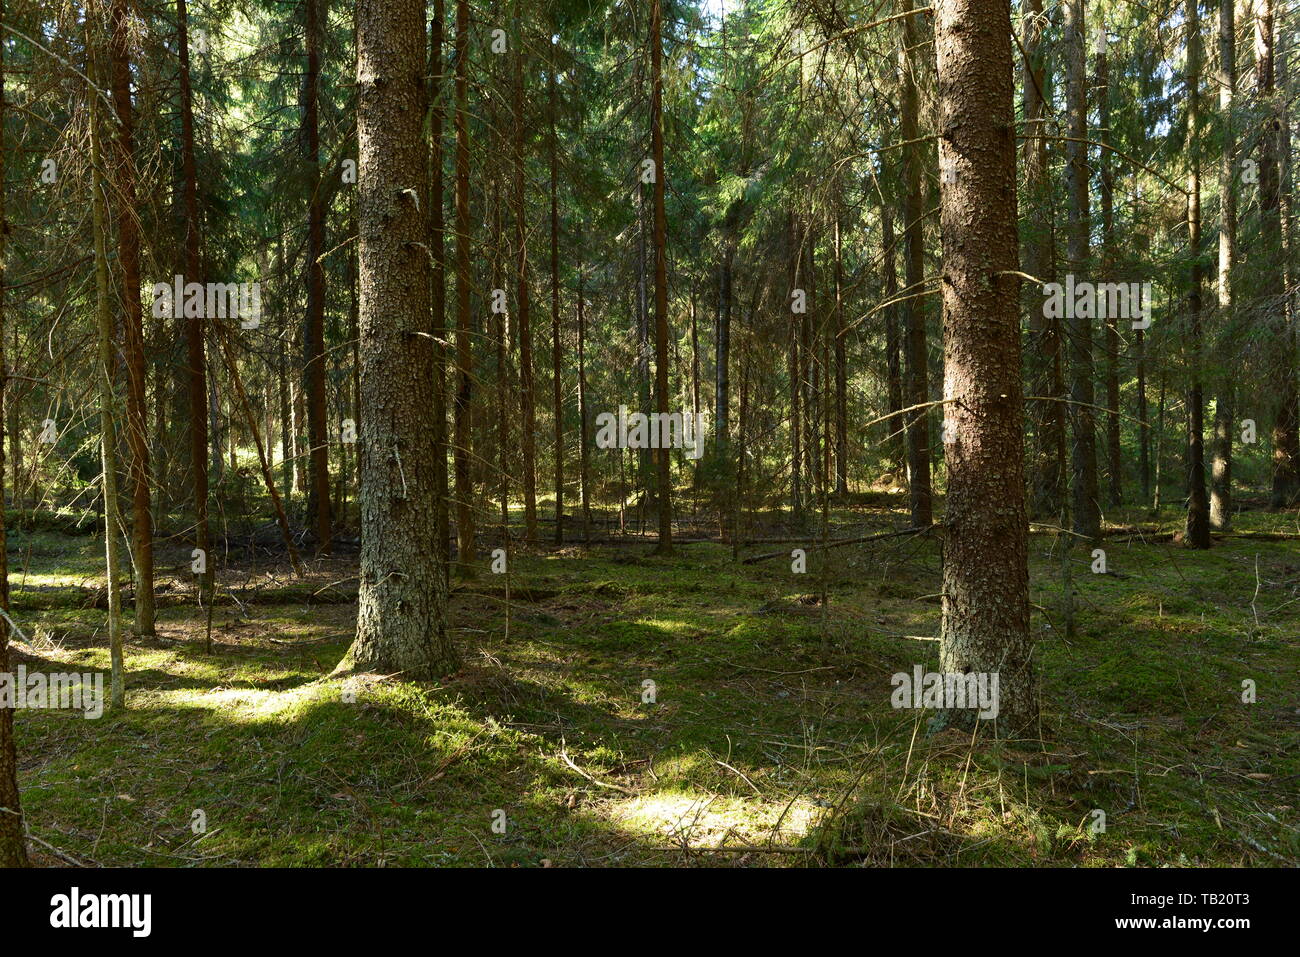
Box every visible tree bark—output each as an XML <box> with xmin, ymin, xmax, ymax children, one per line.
<box><xmin>453</xmin><ymin>0</ymin><xmax>476</xmax><ymax>570</ymax></box>
<box><xmin>1021</xmin><ymin>0</ymin><xmax>1064</xmax><ymax>519</ymax></box>
<box><xmin>109</xmin><ymin>0</ymin><xmax>154</xmax><ymax>635</ymax></box>
<box><xmin>550</xmin><ymin>57</ymin><xmax>564</xmax><ymax>546</ymax></box>
<box><xmin>176</xmin><ymin>0</ymin><xmax>212</xmax><ymax>625</ymax></box>
<box><xmin>1064</xmin><ymin>0</ymin><xmax>1101</xmax><ymax>541</ymax></box>
<box><xmin>1185</xmin><ymin>0</ymin><xmax>1211</xmax><ymax>547</ymax></box>
<box><xmin>512</xmin><ymin>24</ymin><xmax>538</xmax><ymax>543</ymax></box>
<box><xmin>429</xmin><ymin>0</ymin><xmax>451</xmax><ymax>582</ymax></box>
<box><xmin>1097</xmin><ymin>22</ymin><xmax>1123</xmax><ymax>508</ymax></box>
<box><xmin>89</xmin><ymin>29</ymin><xmax>125</xmax><ymax>710</ymax></box>
<box><xmin>882</xmin><ymin>203</ymin><xmax>904</xmax><ymax>471</ymax></box>
<box><xmin>1258</xmin><ymin>0</ymin><xmax>1300</xmax><ymax>507</ymax></box>
<box><xmin>303</xmin><ymin>0</ymin><xmax>332</xmax><ymax>553</ymax></box>
<box><xmin>1211</xmin><ymin>0</ymin><xmax>1236</xmax><ymax>531</ymax></box>
<box><xmin>934</xmin><ymin>0</ymin><xmax>1035</xmax><ymax>736</ymax></box>
<box><xmin>650</xmin><ymin>0</ymin><xmax>672</xmax><ymax>553</ymax></box>
<box><xmin>0</xmin><ymin>0</ymin><xmax>28</xmax><ymax>865</ymax></box>
<box><xmin>344</xmin><ymin>0</ymin><xmax>456</xmax><ymax>678</ymax></box>
<box><xmin>900</xmin><ymin>0</ymin><xmax>932</xmax><ymax>526</ymax></box>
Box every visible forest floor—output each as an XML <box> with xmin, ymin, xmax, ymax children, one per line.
<box><xmin>6</xmin><ymin>494</ymin><xmax>1299</xmax><ymax>867</ymax></box>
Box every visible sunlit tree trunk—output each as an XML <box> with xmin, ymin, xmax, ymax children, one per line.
<box><xmin>1211</xmin><ymin>0</ymin><xmax>1236</xmax><ymax>531</ymax></box>
<box><xmin>934</xmin><ymin>0</ymin><xmax>1035</xmax><ymax>735</ymax></box>
<box><xmin>344</xmin><ymin>0</ymin><xmax>455</xmax><ymax>677</ymax></box>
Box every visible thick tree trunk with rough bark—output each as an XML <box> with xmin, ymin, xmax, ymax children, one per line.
<box><xmin>343</xmin><ymin>0</ymin><xmax>456</xmax><ymax>679</ymax></box>
<box><xmin>934</xmin><ymin>0</ymin><xmax>1035</xmax><ymax>736</ymax></box>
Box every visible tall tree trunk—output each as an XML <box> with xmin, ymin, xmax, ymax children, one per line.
<box><xmin>1185</xmin><ymin>0</ymin><xmax>1211</xmax><ymax>547</ymax></box>
<box><xmin>1258</xmin><ymin>0</ymin><xmax>1300</xmax><ymax>507</ymax></box>
<box><xmin>934</xmin><ymin>0</ymin><xmax>1034</xmax><ymax>735</ymax></box>
<box><xmin>512</xmin><ymin>25</ymin><xmax>538</xmax><ymax>543</ymax></box>
<box><xmin>429</xmin><ymin>0</ymin><xmax>450</xmax><ymax>582</ymax></box>
<box><xmin>453</xmin><ymin>0</ymin><xmax>476</xmax><ymax>571</ymax></box>
<box><xmin>493</xmin><ymin>189</ymin><xmax>509</xmax><ymax>537</ymax></box>
<box><xmin>344</xmin><ymin>0</ymin><xmax>456</xmax><ymax>677</ymax></box>
<box><xmin>1097</xmin><ymin>22</ymin><xmax>1123</xmax><ymax>508</ymax></box>
<box><xmin>577</xmin><ymin>258</ymin><xmax>591</xmax><ymax>544</ymax></box>
<box><xmin>1212</xmin><ymin>0</ymin><xmax>1236</xmax><ymax>531</ymax></box>
<box><xmin>1021</xmin><ymin>0</ymin><xmax>1064</xmax><ymax>519</ymax></box>
<box><xmin>789</xmin><ymin>214</ymin><xmax>803</xmax><ymax>521</ymax></box>
<box><xmin>1064</xmin><ymin>0</ymin><xmax>1101</xmax><ymax>541</ymax></box>
<box><xmin>900</xmin><ymin>0</ymin><xmax>932</xmax><ymax>526</ymax></box>
<box><xmin>650</xmin><ymin>0</ymin><xmax>672</xmax><ymax>553</ymax></box>
<box><xmin>882</xmin><ymin>203</ymin><xmax>904</xmax><ymax>471</ymax></box>
<box><xmin>550</xmin><ymin>58</ymin><xmax>564</xmax><ymax>546</ymax></box>
<box><xmin>834</xmin><ymin>212</ymin><xmax>848</xmax><ymax>495</ymax></box>
<box><xmin>89</xmin><ymin>33</ymin><xmax>125</xmax><ymax>710</ymax></box>
<box><xmin>0</xmin><ymin>0</ymin><xmax>28</xmax><ymax>865</ymax></box>
<box><xmin>304</xmin><ymin>0</ymin><xmax>332</xmax><ymax>552</ymax></box>
<box><xmin>110</xmin><ymin>0</ymin><xmax>154</xmax><ymax>635</ymax></box>
<box><xmin>716</xmin><ymin>243</ymin><xmax>732</xmax><ymax>447</ymax></box>
<box><xmin>1280</xmin><ymin>3</ymin><xmax>1299</xmax><ymax>507</ymax></box>
<box><xmin>176</xmin><ymin>0</ymin><xmax>212</xmax><ymax>622</ymax></box>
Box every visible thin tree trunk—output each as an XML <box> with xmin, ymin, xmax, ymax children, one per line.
<box><xmin>882</xmin><ymin>203</ymin><xmax>904</xmax><ymax>471</ymax></box>
<box><xmin>176</xmin><ymin>0</ymin><xmax>212</xmax><ymax>631</ymax></box>
<box><xmin>89</xmin><ymin>40</ymin><xmax>125</xmax><ymax>711</ymax></box>
<box><xmin>577</xmin><ymin>257</ymin><xmax>591</xmax><ymax>545</ymax></box>
<box><xmin>1211</xmin><ymin>0</ymin><xmax>1236</xmax><ymax>531</ymax></box>
<box><xmin>1064</xmin><ymin>0</ymin><xmax>1101</xmax><ymax>541</ymax></box>
<box><xmin>453</xmin><ymin>0</ymin><xmax>476</xmax><ymax>571</ymax></box>
<box><xmin>1021</xmin><ymin>0</ymin><xmax>1063</xmax><ymax>519</ymax></box>
<box><xmin>1097</xmin><ymin>23</ymin><xmax>1123</xmax><ymax>508</ymax></box>
<box><xmin>550</xmin><ymin>59</ymin><xmax>564</xmax><ymax>546</ymax></box>
<box><xmin>109</xmin><ymin>0</ymin><xmax>154</xmax><ymax>635</ymax></box>
<box><xmin>716</xmin><ymin>244</ymin><xmax>732</xmax><ymax>447</ymax></box>
<box><xmin>1258</xmin><ymin>0</ymin><xmax>1300</xmax><ymax>507</ymax></box>
<box><xmin>834</xmin><ymin>211</ymin><xmax>847</xmax><ymax>495</ymax></box>
<box><xmin>0</xmin><ymin>0</ymin><xmax>28</xmax><ymax>865</ymax></box>
<box><xmin>650</xmin><ymin>0</ymin><xmax>672</xmax><ymax>553</ymax></box>
<box><xmin>304</xmin><ymin>0</ymin><xmax>331</xmax><ymax>553</ymax></box>
<box><xmin>512</xmin><ymin>27</ymin><xmax>537</xmax><ymax>543</ymax></box>
<box><xmin>900</xmin><ymin>0</ymin><xmax>932</xmax><ymax>526</ymax></box>
<box><xmin>1185</xmin><ymin>0</ymin><xmax>1211</xmax><ymax>547</ymax></box>
<box><xmin>429</xmin><ymin>0</ymin><xmax>450</xmax><ymax>582</ymax></box>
